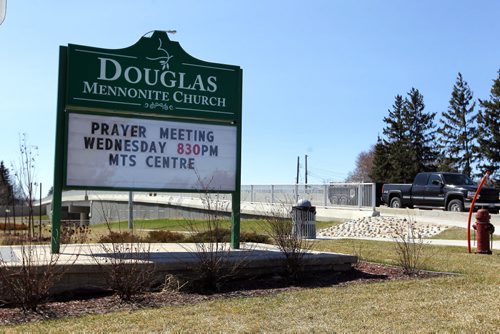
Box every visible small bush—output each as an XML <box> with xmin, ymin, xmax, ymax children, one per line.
<box><xmin>97</xmin><ymin>231</ymin><xmax>142</xmax><ymax>243</ymax></box>
<box><xmin>0</xmin><ymin>244</ymin><xmax>63</xmax><ymax>311</ymax></box>
<box><xmin>264</xmin><ymin>208</ymin><xmax>313</xmax><ymax>281</ymax></box>
<box><xmin>60</xmin><ymin>223</ymin><xmax>91</xmax><ymax>244</ymax></box>
<box><xmin>97</xmin><ymin>242</ymin><xmax>155</xmax><ymax>302</ymax></box>
<box><xmin>184</xmin><ymin>229</ymin><xmax>269</xmax><ymax>244</ymax></box>
<box><xmin>391</xmin><ymin>218</ymin><xmax>427</xmax><ymax>275</ymax></box>
<box><xmin>240</xmin><ymin>231</ymin><xmax>270</xmax><ymax>244</ymax></box>
<box><xmin>0</xmin><ymin>222</ymin><xmax>29</xmax><ymax>231</ymax></box>
<box><xmin>146</xmin><ymin>230</ymin><xmax>186</xmax><ymax>243</ymax></box>
<box><xmin>185</xmin><ymin>227</ymin><xmax>230</xmax><ymax>243</ymax></box>
<box><xmin>0</xmin><ymin>235</ymin><xmax>26</xmax><ymax>245</ymax></box>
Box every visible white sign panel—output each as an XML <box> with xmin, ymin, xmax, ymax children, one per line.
<box><xmin>66</xmin><ymin>113</ymin><xmax>237</xmax><ymax>191</ymax></box>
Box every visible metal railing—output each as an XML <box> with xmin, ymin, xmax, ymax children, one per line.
<box><xmin>36</xmin><ymin>183</ymin><xmax>377</xmax><ymax>210</ymax></box>
<box><xmin>240</xmin><ymin>183</ymin><xmax>376</xmax><ymax>208</ymax></box>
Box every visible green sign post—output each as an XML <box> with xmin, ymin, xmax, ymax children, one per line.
<box><xmin>52</xmin><ymin>31</ymin><xmax>242</xmax><ymax>253</ymax></box>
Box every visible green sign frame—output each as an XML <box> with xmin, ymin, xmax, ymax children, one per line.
<box><xmin>52</xmin><ymin>31</ymin><xmax>242</xmax><ymax>253</ymax></box>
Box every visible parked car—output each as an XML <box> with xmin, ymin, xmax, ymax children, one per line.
<box><xmin>381</xmin><ymin>172</ymin><xmax>500</xmax><ymax>213</ymax></box>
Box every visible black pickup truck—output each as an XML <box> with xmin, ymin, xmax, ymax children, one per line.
<box><xmin>381</xmin><ymin>172</ymin><xmax>500</xmax><ymax>213</ymax></box>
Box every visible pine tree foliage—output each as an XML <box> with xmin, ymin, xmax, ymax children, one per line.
<box><xmin>404</xmin><ymin>88</ymin><xmax>438</xmax><ymax>176</ymax></box>
<box><xmin>383</xmin><ymin>95</ymin><xmax>407</xmax><ymax>142</ymax></box>
<box><xmin>382</xmin><ymin>95</ymin><xmax>414</xmax><ymax>182</ymax></box>
<box><xmin>0</xmin><ymin>161</ymin><xmax>14</xmax><ymax>205</ymax></box>
<box><xmin>372</xmin><ymin>89</ymin><xmax>438</xmax><ymax>183</ymax></box>
<box><xmin>477</xmin><ymin>70</ymin><xmax>500</xmax><ymax>186</ymax></box>
<box><xmin>437</xmin><ymin>73</ymin><xmax>477</xmax><ymax>177</ymax></box>
<box><xmin>370</xmin><ymin>137</ymin><xmax>392</xmax><ymax>182</ymax></box>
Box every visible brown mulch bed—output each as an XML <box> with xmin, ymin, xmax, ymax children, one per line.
<box><xmin>0</xmin><ymin>262</ymin><xmax>444</xmax><ymax>326</ymax></box>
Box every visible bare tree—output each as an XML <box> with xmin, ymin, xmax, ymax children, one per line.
<box><xmin>263</xmin><ymin>203</ymin><xmax>313</xmax><ymax>281</ymax></box>
<box><xmin>0</xmin><ymin>244</ymin><xmax>63</xmax><ymax>312</ymax></box>
<box><xmin>91</xmin><ymin>199</ymin><xmax>155</xmax><ymax>302</ymax></box>
<box><xmin>346</xmin><ymin>146</ymin><xmax>375</xmax><ymax>182</ymax></box>
<box><xmin>185</xmin><ymin>191</ymin><xmax>245</xmax><ymax>292</ymax></box>
<box><xmin>12</xmin><ymin>134</ymin><xmax>39</xmax><ymax>239</ymax></box>
<box><xmin>391</xmin><ymin>217</ymin><xmax>428</xmax><ymax>275</ymax></box>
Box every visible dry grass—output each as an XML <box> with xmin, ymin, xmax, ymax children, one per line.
<box><xmin>5</xmin><ymin>239</ymin><xmax>499</xmax><ymax>333</ymax></box>
<box><xmin>431</xmin><ymin>226</ymin><xmax>468</xmax><ymax>240</ymax></box>
<box><xmin>5</xmin><ymin>276</ymin><xmax>499</xmax><ymax>333</ymax></box>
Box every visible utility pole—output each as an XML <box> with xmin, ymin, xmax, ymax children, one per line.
<box><xmin>296</xmin><ymin>156</ymin><xmax>300</xmax><ymax>184</ymax></box>
<box><xmin>128</xmin><ymin>191</ymin><xmax>134</xmax><ymax>230</ymax></box>
<box><xmin>305</xmin><ymin>154</ymin><xmax>308</xmax><ymax>185</ymax></box>
<box><xmin>39</xmin><ymin>183</ymin><xmax>42</xmax><ymax>239</ymax></box>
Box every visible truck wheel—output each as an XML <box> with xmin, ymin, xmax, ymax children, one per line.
<box><xmin>447</xmin><ymin>199</ymin><xmax>464</xmax><ymax>212</ymax></box>
<box><xmin>390</xmin><ymin>197</ymin><xmax>402</xmax><ymax>208</ymax></box>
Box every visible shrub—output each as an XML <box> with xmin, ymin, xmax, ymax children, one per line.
<box><xmin>97</xmin><ymin>231</ymin><xmax>142</xmax><ymax>243</ymax></box>
<box><xmin>60</xmin><ymin>223</ymin><xmax>91</xmax><ymax>244</ymax></box>
<box><xmin>0</xmin><ymin>243</ymin><xmax>63</xmax><ymax>311</ymax></box>
<box><xmin>183</xmin><ymin>190</ymin><xmax>248</xmax><ymax>293</ymax></box>
<box><xmin>0</xmin><ymin>222</ymin><xmax>29</xmax><ymax>231</ymax></box>
<box><xmin>0</xmin><ymin>235</ymin><xmax>27</xmax><ymax>246</ymax></box>
<box><xmin>146</xmin><ymin>230</ymin><xmax>186</xmax><ymax>243</ymax></box>
<box><xmin>240</xmin><ymin>231</ymin><xmax>270</xmax><ymax>244</ymax></box>
<box><xmin>96</xmin><ymin>241</ymin><xmax>155</xmax><ymax>302</ymax></box>
<box><xmin>391</xmin><ymin>218</ymin><xmax>428</xmax><ymax>275</ymax></box>
<box><xmin>185</xmin><ymin>227</ymin><xmax>230</xmax><ymax>243</ymax></box>
<box><xmin>264</xmin><ymin>206</ymin><xmax>313</xmax><ymax>281</ymax></box>
<box><xmin>185</xmin><ymin>229</ymin><xmax>269</xmax><ymax>244</ymax></box>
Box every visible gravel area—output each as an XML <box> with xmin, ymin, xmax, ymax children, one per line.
<box><xmin>318</xmin><ymin>216</ymin><xmax>448</xmax><ymax>239</ymax></box>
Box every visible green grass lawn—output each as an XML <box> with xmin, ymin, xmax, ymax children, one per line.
<box><xmin>87</xmin><ymin>218</ymin><xmax>339</xmax><ymax>237</ymax></box>
<box><xmin>431</xmin><ymin>226</ymin><xmax>469</xmax><ymax>240</ymax></box>
<box><xmin>0</xmin><ymin>218</ymin><xmax>341</xmax><ymax>245</ymax></box>
<box><xmin>5</xmin><ymin>237</ymin><xmax>500</xmax><ymax>332</ymax></box>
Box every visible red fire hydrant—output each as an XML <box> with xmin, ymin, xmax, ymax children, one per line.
<box><xmin>472</xmin><ymin>208</ymin><xmax>495</xmax><ymax>255</ymax></box>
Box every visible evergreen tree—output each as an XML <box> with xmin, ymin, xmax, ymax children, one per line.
<box><xmin>477</xmin><ymin>70</ymin><xmax>500</xmax><ymax>186</ymax></box>
<box><xmin>0</xmin><ymin>161</ymin><xmax>14</xmax><ymax>205</ymax></box>
<box><xmin>404</xmin><ymin>88</ymin><xmax>438</xmax><ymax>177</ymax></box>
<box><xmin>370</xmin><ymin>137</ymin><xmax>392</xmax><ymax>182</ymax></box>
<box><xmin>383</xmin><ymin>95</ymin><xmax>407</xmax><ymax>142</ymax></box>
<box><xmin>376</xmin><ymin>89</ymin><xmax>438</xmax><ymax>183</ymax></box>
<box><xmin>437</xmin><ymin>73</ymin><xmax>477</xmax><ymax>177</ymax></box>
<box><xmin>380</xmin><ymin>95</ymin><xmax>414</xmax><ymax>182</ymax></box>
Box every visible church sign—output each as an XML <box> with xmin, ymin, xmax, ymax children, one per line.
<box><xmin>66</xmin><ymin>33</ymin><xmax>240</xmax><ymax>121</ymax></box>
<box><xmin>52</xmin><ymin>31</ymin><xmax>243</xmax><ymax>253</ymax></box>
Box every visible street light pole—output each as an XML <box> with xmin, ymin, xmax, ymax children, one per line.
<box><xmin>0</xmin><ymin>0</ymin><xmax>6</xmax><ymax>25</ymax></box>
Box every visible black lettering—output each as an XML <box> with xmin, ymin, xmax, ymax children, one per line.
<box><xmin>139</xmin><ymin>126</ymin><xmax>146</xmax><ymax>138</ymax></box>
<box><xmin>207</xmin><ymin>131</ymin><xmax>214</xmax><ymax>142</ymax></box>
<box><xmin>101</xmin><ymin>123</ymin><xmax>109</xmax><ymax>135</ymax></box>
<box><xmin>210</xmin><ymin>145</ymin><xmax>218</xmax><ymax>156</ymax></box>
<box><xmin>96</xmin><ymin>137</ymin><xmax>104</xmax><ymax>150</ymax></box>
<box><xmin>91</xmin><ymin>122</ymin><xmax>99</xmax><ymax>134</ymax></box>
<box><xmin>121</xmin><ymin>124</ymin><xmax>130</xmax><ymax>136</ymax></box>
<box><xmin>105</xmin><ymin>138</ymin><xmax>113</xmax><ymax>150</ymax></box>
<box><xmin>109</xmin><ymin>153</ymin><xmax>119</xmax><ymax>166</ymax></box>
<box><xmin>84</xmin><ymin>137</ymin><xmax>95</xmax><ymax>149</ymax></box>
<box><xmin>111</xmin><ymin>124</ymin><xmax>119</xmax><ymax>136</ymax></box>
<box><xmin>159</xmin><ymin>127</ymin><xmax>168</xmax><ymax>139</ymax></box>
<box><xmin>129</xmin><ymin>155</ymin><xmax>136</xmax><ymax>167</ymax></box>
